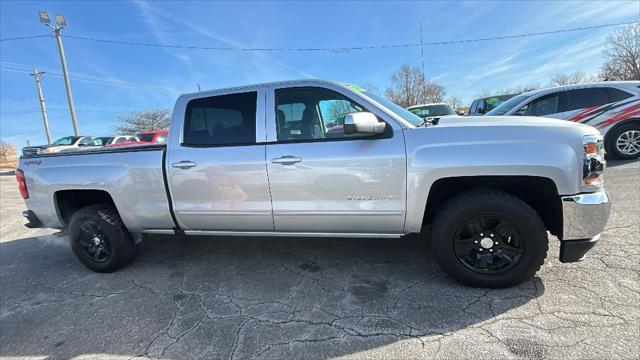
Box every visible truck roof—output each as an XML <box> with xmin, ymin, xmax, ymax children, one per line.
<box><xmin>178</xmin><ymin>79</ymin><xmax>353</xmax><ymax>99</ymax></box>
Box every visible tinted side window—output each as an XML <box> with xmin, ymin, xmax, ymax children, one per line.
<box><xmin>183</xmin><ymin>92</ymin><xmax>257</xmax><ymax>146</ymax></box>
<box><xmin>517</xmin><ymin>93</ymin><xmax>561</xmax><ymax>116</ymax></box>
<box><xmin>566</xmin><ymin>88</ymin><xmax>609</xmax><ymax>111</ymax></box>
<box><xmin>78</xmin><ymin>137</ymin><xmax>96</xmax><ymax>146</ymax></box>
<box><xmin>467</xmin><ymin>101</ymin><xmax>475</xmax><ymax>115</ymax></box>
<box><xmin>275</xmin><ymin>87</ymin><xmax>382</xmax><ymax>142</ymax></box>
<box><xmin>606</xmin><ymin>88</ymin><xmax>633</xmax><ymax>103</ymax></box>
<box><xmin>476</xmin><ymin>100</ymin><xmax>485</xmax><ymax>114</ymax></box>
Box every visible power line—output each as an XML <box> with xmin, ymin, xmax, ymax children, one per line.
<box><xmin>0</xmin><ymin>62</ymin><xmax>155</xmax><ymax>89</ymax></box>
<box><xmin>51</xmin><ymin>20</ymin><xmax>639</xmax><ymax>52</ymax></box>
<box><xmin>0</xmin><ymin>34</ymin><xmax>50</xmax><ymax>42</ymax></box>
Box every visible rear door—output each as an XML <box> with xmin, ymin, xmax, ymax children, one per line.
<box><xmin>264</xmin><ymin>85</ymin><xmax>407</xmax><ymax>234</ymax></box>
<box><xmin>167</xmin><ymin>87</ymin><xmax>273</xmax><ymax>231</ymax></box>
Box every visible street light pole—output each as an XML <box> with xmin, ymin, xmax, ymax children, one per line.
<box><xmin>31</xmin><ymin>69</ymin><xmax>52</xmax><ymax>145</ymax></box>
<box><xmin>53</xmin><ymin>27</ymin><xmax>79</xmax><ymax>136</ymax></box>
<box><xmin>39</xmin><ymin>11</ymin><xmax>79</xmax><ymax>136</ymax></box>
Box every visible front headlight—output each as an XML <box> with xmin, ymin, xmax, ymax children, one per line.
<box><xmin>583</xmin><ymin>134</ymin><xmax>605</xmax><ymax>190</ymax></box>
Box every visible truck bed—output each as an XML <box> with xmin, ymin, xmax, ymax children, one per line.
<box><xmin>19</xmin><ymin>144</ymin><xmax>175</xmax><ymax>232</ymax></box>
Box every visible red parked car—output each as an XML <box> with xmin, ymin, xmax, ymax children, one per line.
<box><xmin>108</xmin><ymin>130</ymin><xmax>168</xmax><ymax>147</ymax></box>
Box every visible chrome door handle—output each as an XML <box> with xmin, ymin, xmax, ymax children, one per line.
<box><xmin>172</xmin><ymin>160</ymin><xmax>197</xmax><ymax>169</ymax></box>
<box><xmin>271</xmin><ymin>156</ymin><xmax>302</xmax><ymax>165</ymax></box>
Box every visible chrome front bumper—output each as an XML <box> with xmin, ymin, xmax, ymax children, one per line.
<box><xmin>559</xmin><ymin>189</ymin><xmax>611</xmax><ymax>262</ymax></box>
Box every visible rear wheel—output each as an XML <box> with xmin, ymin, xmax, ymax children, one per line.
<box><xmin>606</xmin><ymin>123</ymin><xmax>640</xmax><ymax>160</ymax></box>
<box><xmin>431</xmin><ymin>189</ymin><xmax>548</xmax><ymax>288</ymax></box>
<box><xmin>69</xmin><ymin>204</ymin><xmax>137</xmax><ymax>272</ymax></box>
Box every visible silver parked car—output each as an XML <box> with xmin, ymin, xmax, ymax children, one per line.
<box><xmin>486</xmin><ymin>81</ymin><xmax>640</xmax><ymax>159</ymax></box>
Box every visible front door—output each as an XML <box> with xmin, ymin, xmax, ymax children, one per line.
<box><xmin>167</xmin><ymin>88</ymin><xmax>273</xmax><ymax>231</ymax></box>
<box><xmin>265</xmin><ymin>85</ymin><xmax>407</xmax><ymax>234</ymax></box>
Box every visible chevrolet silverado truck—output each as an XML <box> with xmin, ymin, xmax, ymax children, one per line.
<box><xmin>17</xmin><ymin>80</ymin><xmax>611</xmax><ymax>288</ymax></box>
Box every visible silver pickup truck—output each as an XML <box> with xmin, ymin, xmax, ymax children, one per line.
<box><xmin>18</xmin><ymin>79</ymin><xmax>611</xmax><ymax>288</ymax></box>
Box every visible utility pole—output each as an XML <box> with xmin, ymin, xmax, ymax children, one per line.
<box><xmin>419</xmin><ymin>22</ymin><xmax>425</xmax><ymax>78</ymax></box>
<box><xmin>31</xmin><ymin>69</ymin><xmax>52</xmax><ymax>144</ymax></box>
<box><xmin>419</xmin><ymin>22</ymin><xmax>426</xmax><ymax>101</ymax></box>
<box><xmin>39</xmin><ymin>11</ymin><xmax>79</xmax><ymax>136</ymax></box>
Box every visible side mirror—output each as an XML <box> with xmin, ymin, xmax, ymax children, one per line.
<box><xmin>343</xmin><ymin>112</ymin><xmax>386</xmax><ymax>135</ymax></box>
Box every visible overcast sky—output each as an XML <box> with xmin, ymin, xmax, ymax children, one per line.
<box><xmin>1</xmin><ymin>0</ymin><xmax>638</xmax><ymax>148</ymax></box>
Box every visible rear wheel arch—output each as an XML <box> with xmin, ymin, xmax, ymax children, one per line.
<box><xmin>604</xmin><ymin>117</ymin><xmax>639</xmax><ymax>141</ymax></box>
<box><xmin>54</xmin><ymin>189</ymin><xmax>118</xmax><ymax>226</ymax></box>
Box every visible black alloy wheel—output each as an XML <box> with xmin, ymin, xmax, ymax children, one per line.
<box><xmin>77</xmin><ymin>221</ymin><xmax>112</xmax><ymax>262</ymax></box>
<box><xmin>453</xmin><ymin>215</ymin><xmax>524</xmax><ymax>274</ymax></box>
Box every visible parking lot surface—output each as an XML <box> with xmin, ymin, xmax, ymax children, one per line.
<box><xmin>0</xmin><ymin>161</ymin><xmax>638</xmax><ymax>360</ymax></box>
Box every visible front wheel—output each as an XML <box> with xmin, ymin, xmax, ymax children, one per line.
<box><xmin>68</xmin><ymin>204</ymin><xmax>138</xmax><ymax>272</ymax></box>
<box><xmin>606</xmin><ymin>123</ymin><xmax>640</xmax><ymax>160</ymax></box>
<box><xmin>431</xmin><ymin>189</ymin><xmax>548</xmax><ymax>288</ymax></box>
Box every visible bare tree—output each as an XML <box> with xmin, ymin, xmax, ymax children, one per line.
<box><xmin>325</xmin><ymin>100</ymin><xmax>355</xmax><ymax>127</ymax></box>
<box><xmin>0</xmin><ymin>140</ymin><xmax>17</xmax><ymax>166</ymax></box>
<box><xmin>114</xmin><ymin>109</ymin><xmax>170</xmax><ymax>134</ymax></box>
<box><xmin>601</xmin><ymin>23</ymin><xmax>640</xmax><ymax>81</ymax></box>
<box><xmin>447</xmin><ymin>96</ymin><xmax>463</xmax><ymax>112</ymax></box>
<box><xmin>385</xmin><ymin>64</ymin><xmax>446</xmax><ymax>107</ymax></box>
<box><xmin>548</xmin><ymin>71</ymin><xmax>599</xmax><ymax>86</ymax></box>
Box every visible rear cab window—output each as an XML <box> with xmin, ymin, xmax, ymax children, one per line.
<box><xmin>183</xmin><ymin>91</ymin><xmax>257</xmax><ymax>146</ymax></box>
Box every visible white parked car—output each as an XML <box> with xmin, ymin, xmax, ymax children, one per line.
<box><xmin>486</xmin><ymin>81</ymin><xmax>640</xmax><ymax>159</ymax></box>
<box><xmin>109</xmin><ymin>135</ymin><xmax>140</xmax><ymax>145</ymax></box>
<box><xmin>22</xmin><ymin>136</ymin><xmax>100</xmax><ymax>156</ymax></box>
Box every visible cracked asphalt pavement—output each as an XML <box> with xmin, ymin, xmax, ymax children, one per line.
<box><xmin>1</xmin><ymin>160</ymin><xmax>638</xmax><ymax>359</ymax></box>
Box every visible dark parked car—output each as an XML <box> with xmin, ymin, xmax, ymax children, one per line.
<box><xmin>468</xmin><ymin>94</ymin><xmax>517</xmax><ymax>115</ymax></box>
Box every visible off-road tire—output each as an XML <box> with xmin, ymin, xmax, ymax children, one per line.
<box><xmin>431</xmin><ymin>189</ymin><xmax>548</xmax><ymax>288</ymax></box>
<box><xmin>68</xmin><ymin>203</ymin><xmax>137</xmax><ymax>272</ymax></box>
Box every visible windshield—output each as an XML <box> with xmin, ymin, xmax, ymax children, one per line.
<box><xmin>486</xmin><ymin>94</ymin><xmax>529</xmax><ymax>115</ymax></box>
<box><xmin>360</xmin><ymin>91</ymin><xmax>423</xmax><ymax>126</ymax></box>
<box><xmin>137</xmin><ymin>133</ymin><xmax>155</xmax><ymax>142</ymax></box>
<box><xmin>51</xmin><ymin>136</ymin><xmax>78</xmax><ymax>146</ymax></box>
<box><xmin>409</xmin><ymin>104</ymin><xmax>455</xmax><ymax>117</ymax></box>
